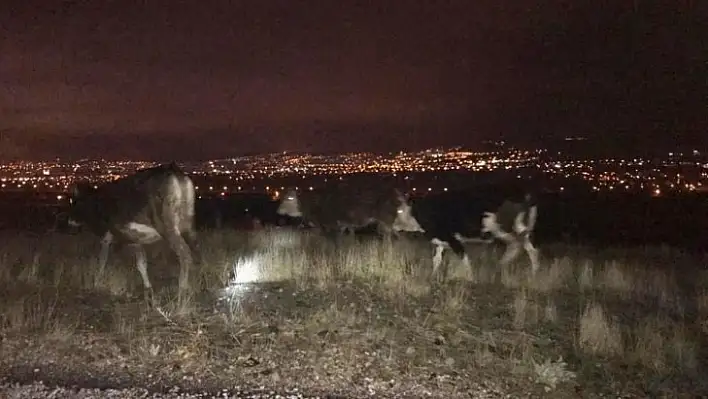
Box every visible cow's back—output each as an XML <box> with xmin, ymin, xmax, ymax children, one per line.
<box><xmin>296</xmin><ymin>183</ymin><xmax>400</xmax><ymax>230</ymax></box>
<box><xmin>338</xmin><ymin>183</ymin><xmax>401</xmax><ymax>226</ymax></box>
<box><xmin>410</xmin><ymin>192</ymin><xmax>482</xmax><ymax>238</ymax></box>
<box><xmin>100</xmin><ymin>163</ymin><xmax>195</xmax><ymax>234</ymax></box>
<box><xmin>293</xmin><ymin>188</ymin><xmax>340</xmax><ymax>229</ymax></box>
<box><xmin>411</xmin><ymin>183</ymin><xmax>535</xmax><ymax>238</ymax></box>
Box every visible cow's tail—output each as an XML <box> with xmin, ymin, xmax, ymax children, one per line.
<box><xmin>181</xmin><ymin>175</ymin><xmax>196</xmax><ymax>221</ymax></box>
<box><xmin>165</xmin><ymin>166</ymin><xmax>196</xmax><ymax>233</ymax></box>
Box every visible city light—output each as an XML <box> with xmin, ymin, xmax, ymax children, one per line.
<box><xmin>0</xmin><ymin>148</ymin><xmax>705</xmax><ymax>197</ymax></box>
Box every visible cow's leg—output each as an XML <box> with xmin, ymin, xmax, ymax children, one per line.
<box><xmin>97</xmin><ymin>232</ymin><xmax>113</xmax><ymax>275</ymax></box>
<box><xmin>376</xmin><ymin>223</ymin><xmax>397</xmax><ymax>241</ymax></box>
<box><xmin>499</xmin><ymin>238</ymin><xmax>522</xmax><ymax>267</ymax></box>
<box><xmin>180</xmin><ymin>226</ymin><xmax>204</xmax><ymax>295</ymax></box>
<box><xmin>390</xmin><ymin>228</ymin><xmax>400</xmax><ymax>240</ymax></box>
<box><xmin>182</xmin><ymin>228</ymin><xmax>201</xmax><ymax>267</ymax></box>
<box><xmin>433</xmin><ymin>245</ymin><xmax>445</xmax><ymax>277</ymax></box>
<box><xmin>164</xmin><ymin>229</ymin><xmax>194</xmax><ymax>293</ymax></box>
<box><xmin>131</xmin><ymin>244</ymin><xmax>155</xmax><ymax>303</ymax></box>
<box><xmin>430</xmin><ymin>238</ymin><xmax>447</xmax><ymax>275</ymax></box>
<box><xmin>523</xmin><ymin>234</ymin><xmax>540</xmax><ymax>274</ymax></box>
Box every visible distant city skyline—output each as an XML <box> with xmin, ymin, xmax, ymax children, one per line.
<box><xmin>2</xmin><ymin>147</ymin><xmax>705</xmax><ymax>200</ymax></box>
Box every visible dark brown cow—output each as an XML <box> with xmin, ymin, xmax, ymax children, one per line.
<box><xmin>276</xmin><ymin>183</ymin><xmax>407</xmax><ymax>239</ymax></box>
<box><xmin>67</xmin><ymin>162</ymin><xmax>198</xmax><ymax>298</ymax></box>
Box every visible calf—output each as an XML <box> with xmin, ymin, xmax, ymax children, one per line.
<box><xmin>392</xmin><ymin>184</ymin><xmax>540</xmax><ymax>275</ymax></box>
<box><xmin>67</xmin><ymin>162</ymin><xmax>198</xmax><ymax>298</ymax></box>
<box><xmin>276</xmin><ymin>183</ymin><xmax>407</xmax><ymax>239</ymax></box>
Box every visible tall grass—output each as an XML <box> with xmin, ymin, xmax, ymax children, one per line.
<box><xmin>0</xmin><ymin>228</ymin><xmax>705</xmax><ymax>394</ymax></box>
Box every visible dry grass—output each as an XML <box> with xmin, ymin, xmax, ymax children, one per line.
<box><xmin>577</xmin><ymin>302</ymin><xmax>624</xmax><ymax>356</ymax></box>
<box><xmin>0</xmin><ymin>229</ymin><xmax>706</xmax><ymax>397</ymax></box>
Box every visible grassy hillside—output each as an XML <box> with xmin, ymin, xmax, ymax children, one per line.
<box><xmin>0</xmin><ymin>228</ymin><xmax>706</xmax><ymax>397</ymax></box>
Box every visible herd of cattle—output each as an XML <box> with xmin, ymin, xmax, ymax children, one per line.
<box><xmin>65</xmin><ymin>163</ymin><xmax>542</xmax><ymax>298</ymax></box>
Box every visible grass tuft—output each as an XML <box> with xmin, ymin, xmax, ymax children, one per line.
<box><xmin>577</xmin><ymin>302</ymin><xmax>624</xmax><ymax>356</ymax></box>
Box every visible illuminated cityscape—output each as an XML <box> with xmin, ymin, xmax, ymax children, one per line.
<box><xmin>0</xmin><ymin>147</ymin><xmax>706</xmax><ymax>199</ymax></box>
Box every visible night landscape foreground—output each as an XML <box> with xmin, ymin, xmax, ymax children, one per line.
<box><xmin>0</xmin><ymin>225</ymin><xmax>706</xmax><ymax>398</ymax></box>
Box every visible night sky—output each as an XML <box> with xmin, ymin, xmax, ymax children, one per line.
<box><xmin>1</xmin><ymin>1</ymin><xmax>706</xmax><ymax>160</ymax></box>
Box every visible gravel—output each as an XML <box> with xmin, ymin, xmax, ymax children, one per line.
<box><xmin>0</xmin><ymin>377</ymin><xmax>520</xmax><ymax>398</ymax></box>
<box><xmin>0</xmin><ymin>379</ymin><xmax>333</xmax><ymax>399</ymax></box>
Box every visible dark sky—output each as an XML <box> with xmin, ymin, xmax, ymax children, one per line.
<box><xmin>1</xmin><ymin>1</ymin><xmax>706</xmax><ymax>160</ymax></box>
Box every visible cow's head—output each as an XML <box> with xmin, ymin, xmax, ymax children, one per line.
<box><xmin>66</xmin><ymin>181</ymin><xmax>99</xmax><ymax>228</ymax></box>
<box><xmin>392</xmin><ymin>191</ymin><xmax>424</xmax><ymax>233</ymax></box>
<box><xmin>276</xmin><ymin>189</ymin><xmax>302</xmax><ymax>217</ymax></box>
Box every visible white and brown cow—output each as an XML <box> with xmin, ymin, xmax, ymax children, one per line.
<box><xmin>67</xmin><ymin>162</ymin><xmax>198</xmax><ymax>299</ymax></box>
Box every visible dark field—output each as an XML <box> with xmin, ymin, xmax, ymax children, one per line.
<box><xmin>0</xmin><ymin>192</ymin><xmax>707</xmax><ymax>397</ymax></box>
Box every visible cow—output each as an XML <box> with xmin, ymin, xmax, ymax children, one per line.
<box><xmin>67</xmin><ymin>162</ymin><xmax>198</xmax><ymax>301</ymax></box>
<box><xmin>392</xmin><ymin>184</ymin><xmax>540</xmax><ymax>277</ymax></box>
<box><xmin>275</xmin><ymin>183</ymin><xmax>407</xmax><ymax>240</ymax></box>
